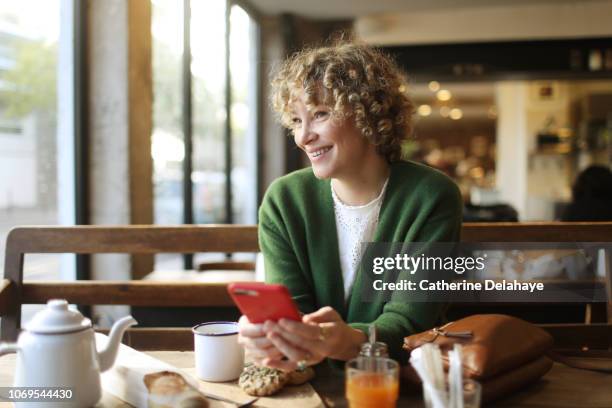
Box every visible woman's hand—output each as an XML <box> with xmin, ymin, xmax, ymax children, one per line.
<box><xmin>262</xmin><ymin>306</ymin><xmax>366</xmax><ymax>372</ymax></box>
<box><xmin>237</xmin><ymin>315</ymin><xmax>284</xmax><ymax>364</ymax></box>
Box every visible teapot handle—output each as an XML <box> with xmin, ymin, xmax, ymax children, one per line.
<box><xmin>0</xmin><ymin>343</ymin><xmax>19</xmax><ymax>357</ymax></box>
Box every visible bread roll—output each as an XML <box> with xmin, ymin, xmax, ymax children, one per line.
<box><xmin>144</xmin><ymin>371</ymin><xmax>208</xmax><ymax>408</ymax></box>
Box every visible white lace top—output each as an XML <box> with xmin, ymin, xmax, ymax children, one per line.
<box><xmin>332</xmin><ymin>179</ymin><xmax>389</xmax><ymax>299</ymax></box>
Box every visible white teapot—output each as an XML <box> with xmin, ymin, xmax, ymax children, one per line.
<box><xmin>0</xmin><ymin>299</ymin><xmax>137</xmax><ymax>407</ymax></box>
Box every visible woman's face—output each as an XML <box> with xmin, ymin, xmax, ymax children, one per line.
<box><xmin>290</xmin><ymin>93</ymin><xmax>376</xmax><ymax>180</ymax></box>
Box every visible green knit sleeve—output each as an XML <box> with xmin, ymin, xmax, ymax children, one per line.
<box><xmin>259</xmin><ymin>187</ymin><xmax>317</xmax><ymax>314</ymax></box>
<box><xmin>350</xmin><ymin>178</ymin><xmax>463</xmax><ymax>361</ymax></box>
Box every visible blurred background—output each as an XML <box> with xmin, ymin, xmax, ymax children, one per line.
<box><xmin>1</xmin><ymin>0</ymin><xmax>611</xmax><ymax>324</ymax></box>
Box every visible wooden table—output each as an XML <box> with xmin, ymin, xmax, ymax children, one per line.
<box><xmin>1</xmin><ymin>351</ymin><xmax>611</xmax><ymax>407</ymax></box>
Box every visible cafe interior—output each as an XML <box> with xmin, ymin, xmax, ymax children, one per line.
<box><xmin>0</xmin><ymin>0</ymin><xmax>611</xmax><ymax>406</ymax></box>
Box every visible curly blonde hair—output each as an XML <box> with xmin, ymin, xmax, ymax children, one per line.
<box><xmin>271</xmin><ymin>41</ymin><xmax>414</xmax><ymax>162</ymax></box>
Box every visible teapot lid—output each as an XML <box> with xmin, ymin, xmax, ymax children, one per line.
<box><xmin>25</xmin><ymin>299</ymin><xmax>91</xmax><ymax>334</ymax></box>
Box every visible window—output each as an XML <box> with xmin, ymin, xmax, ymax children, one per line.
<box><xmin>151</xmin><ymin>0</ymin><xmax>183</xmax><ymax>227</ymax></box>
<box><xmin>0</xmin><ymin>1</ymin><xmax>61</xmax><ymax>276</ymax></box>
<box><xmin>229</xmin><ymin>5</ymin><xmax>258</xmax><ymax>225</ymax></box>
<box><xmin>191</xmin><ymin>0</ymin><xmax>227</xmax><ymax>225</ymax></box>
<box><xmin>0</xmin><ymin>0</ymin><xmax>76</xmax><ymax>325</ymax></box>
<box><xmin>151</xmin><ymin>0</ymin><xmax>260</xmax><ymax>269</ymax></box>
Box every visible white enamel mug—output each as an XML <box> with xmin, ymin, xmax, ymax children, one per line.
<box><xmin>193</xmin><ymin>321</ymin><xmax>244</xmax><ymax>382</ymax></box>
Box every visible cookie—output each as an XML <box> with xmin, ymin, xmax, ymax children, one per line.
<box><xmin>287</xmin><ymin>366</ymin><xmax>315</xmax><ymax>385</ymax></box>
<box><xmin>144</xmin><ymin>371</ymin><xmax>208</xmax><ymax>408</ymax></box>
<box><xmin>238</xmin><ymin>363</ymin><xmax>289</xmax><ymax>396</ymax></box>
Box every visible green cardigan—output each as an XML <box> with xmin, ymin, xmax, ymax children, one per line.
<box><xmin>258</xmin><ymin>160</ymin><xmax>462</xmax><ymax>360</ymax></box>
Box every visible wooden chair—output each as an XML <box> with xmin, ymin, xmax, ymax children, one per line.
<box><xmin>1</xmin><ymin>223</ymin><xmax>611</xmax><ymax>351</ymax></box>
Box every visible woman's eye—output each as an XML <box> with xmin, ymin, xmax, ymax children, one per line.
<box><xmin>291</xmin><ymin>117</ymin><xmax>302</xmax><ymax>126</ymax></box>
<box><xmin>314</xmin><ymin>110</ymin><xmax>329</xmax><ymax>119</ymax></box>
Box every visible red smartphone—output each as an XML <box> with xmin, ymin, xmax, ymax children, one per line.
<box><xmin>227</xmin><ymin>282</ymin><xmax>301</xmax><ymax>323</ymax></box>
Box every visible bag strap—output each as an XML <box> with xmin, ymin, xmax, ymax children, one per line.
<box><xmin>547</xmin><ymin>351</ymin><xmax>612</xmax><ymax>373</ymax></box>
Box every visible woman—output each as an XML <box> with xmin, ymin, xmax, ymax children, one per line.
<box><xmin>238</xmin><ymin>41</ymin><xmax>462</xmax><ymax>371</ymax></box>
<box><xmin>562</xmin><ymin>165</ymin><xmax>612</xmax><ymax>221</ymax></box>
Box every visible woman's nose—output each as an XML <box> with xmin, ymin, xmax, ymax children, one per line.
<box><xmin>295</xmin><ymin>122</ymin><xmax>316</xmax><ymax>146</ymax></box>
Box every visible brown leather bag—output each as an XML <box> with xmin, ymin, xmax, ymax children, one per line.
<box><xmin>402</xmin><ymin>314</ymin><xmax>555</xmax><ymax>403</ymax></box>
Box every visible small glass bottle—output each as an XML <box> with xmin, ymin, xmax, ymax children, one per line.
<box><xmin>359</xmin><ymin>324</ymin><xmax>389</xmax><ymax>358</ymax></box>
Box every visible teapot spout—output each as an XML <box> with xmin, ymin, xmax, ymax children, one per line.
<box><xmin>97</xmin><ymin>315</ymin><xmax>137</xmax><ymax>372</ymax></box>
<box><xmin>0</xmin><ymin>343</ymin><xmax>20</xmax><ymax>357</ymax></box>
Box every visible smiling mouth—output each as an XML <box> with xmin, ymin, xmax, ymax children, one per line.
<box><xmin>310</xmin><ymin>147</ymin><xmax>332</xmax><ymax>158</ymax></box>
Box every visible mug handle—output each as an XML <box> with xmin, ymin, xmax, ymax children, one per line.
<box><xmin>0</xmin><ymin>343</ymin><xmax>19</xmax><ymax>357</ymax></box>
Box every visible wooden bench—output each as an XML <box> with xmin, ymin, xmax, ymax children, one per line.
<box><xmin>1</xmin><ymin>223</ymin><xmax>611</xmax><ymax>351</ymax></box>
<box><xmin>0</xmin><ymin>225</ymin><xmax>258</xmax><ymax>342</ymax></box>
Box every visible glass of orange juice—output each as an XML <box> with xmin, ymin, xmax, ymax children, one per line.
<box><xmin>346</xmin><ymin>357</ymin><xmax>399</xmax><ymax>408</ymax></box>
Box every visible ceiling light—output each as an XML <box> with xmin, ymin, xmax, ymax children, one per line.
<box><xmin>417</xmin><ymin>104</ymin><xmax>432</xmax><ymax>116</ymax></box>
<box><xmin>439</xmin><ymin>106</ymin><xmax>450</xmax><ymax>118</ymax></box>
<box><xmin>428</xmin><ymin>81</ymin><xmax>440</xmax><ymax>92</ymax></box>
<box><xmin>436</xmin><ymin>90</ymin><xmax>452</xmax><ymax>101</ymax></box>
<box><xmin>450</xmin><ymin>108</ymin><xmax>463</xmax><ymax>120</ymax></box>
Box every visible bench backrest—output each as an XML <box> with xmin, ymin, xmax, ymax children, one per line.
<box><xmin>1</xmin><ymin>223</ymin><xmax>611</xmax><ymax>342</ymax></box>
